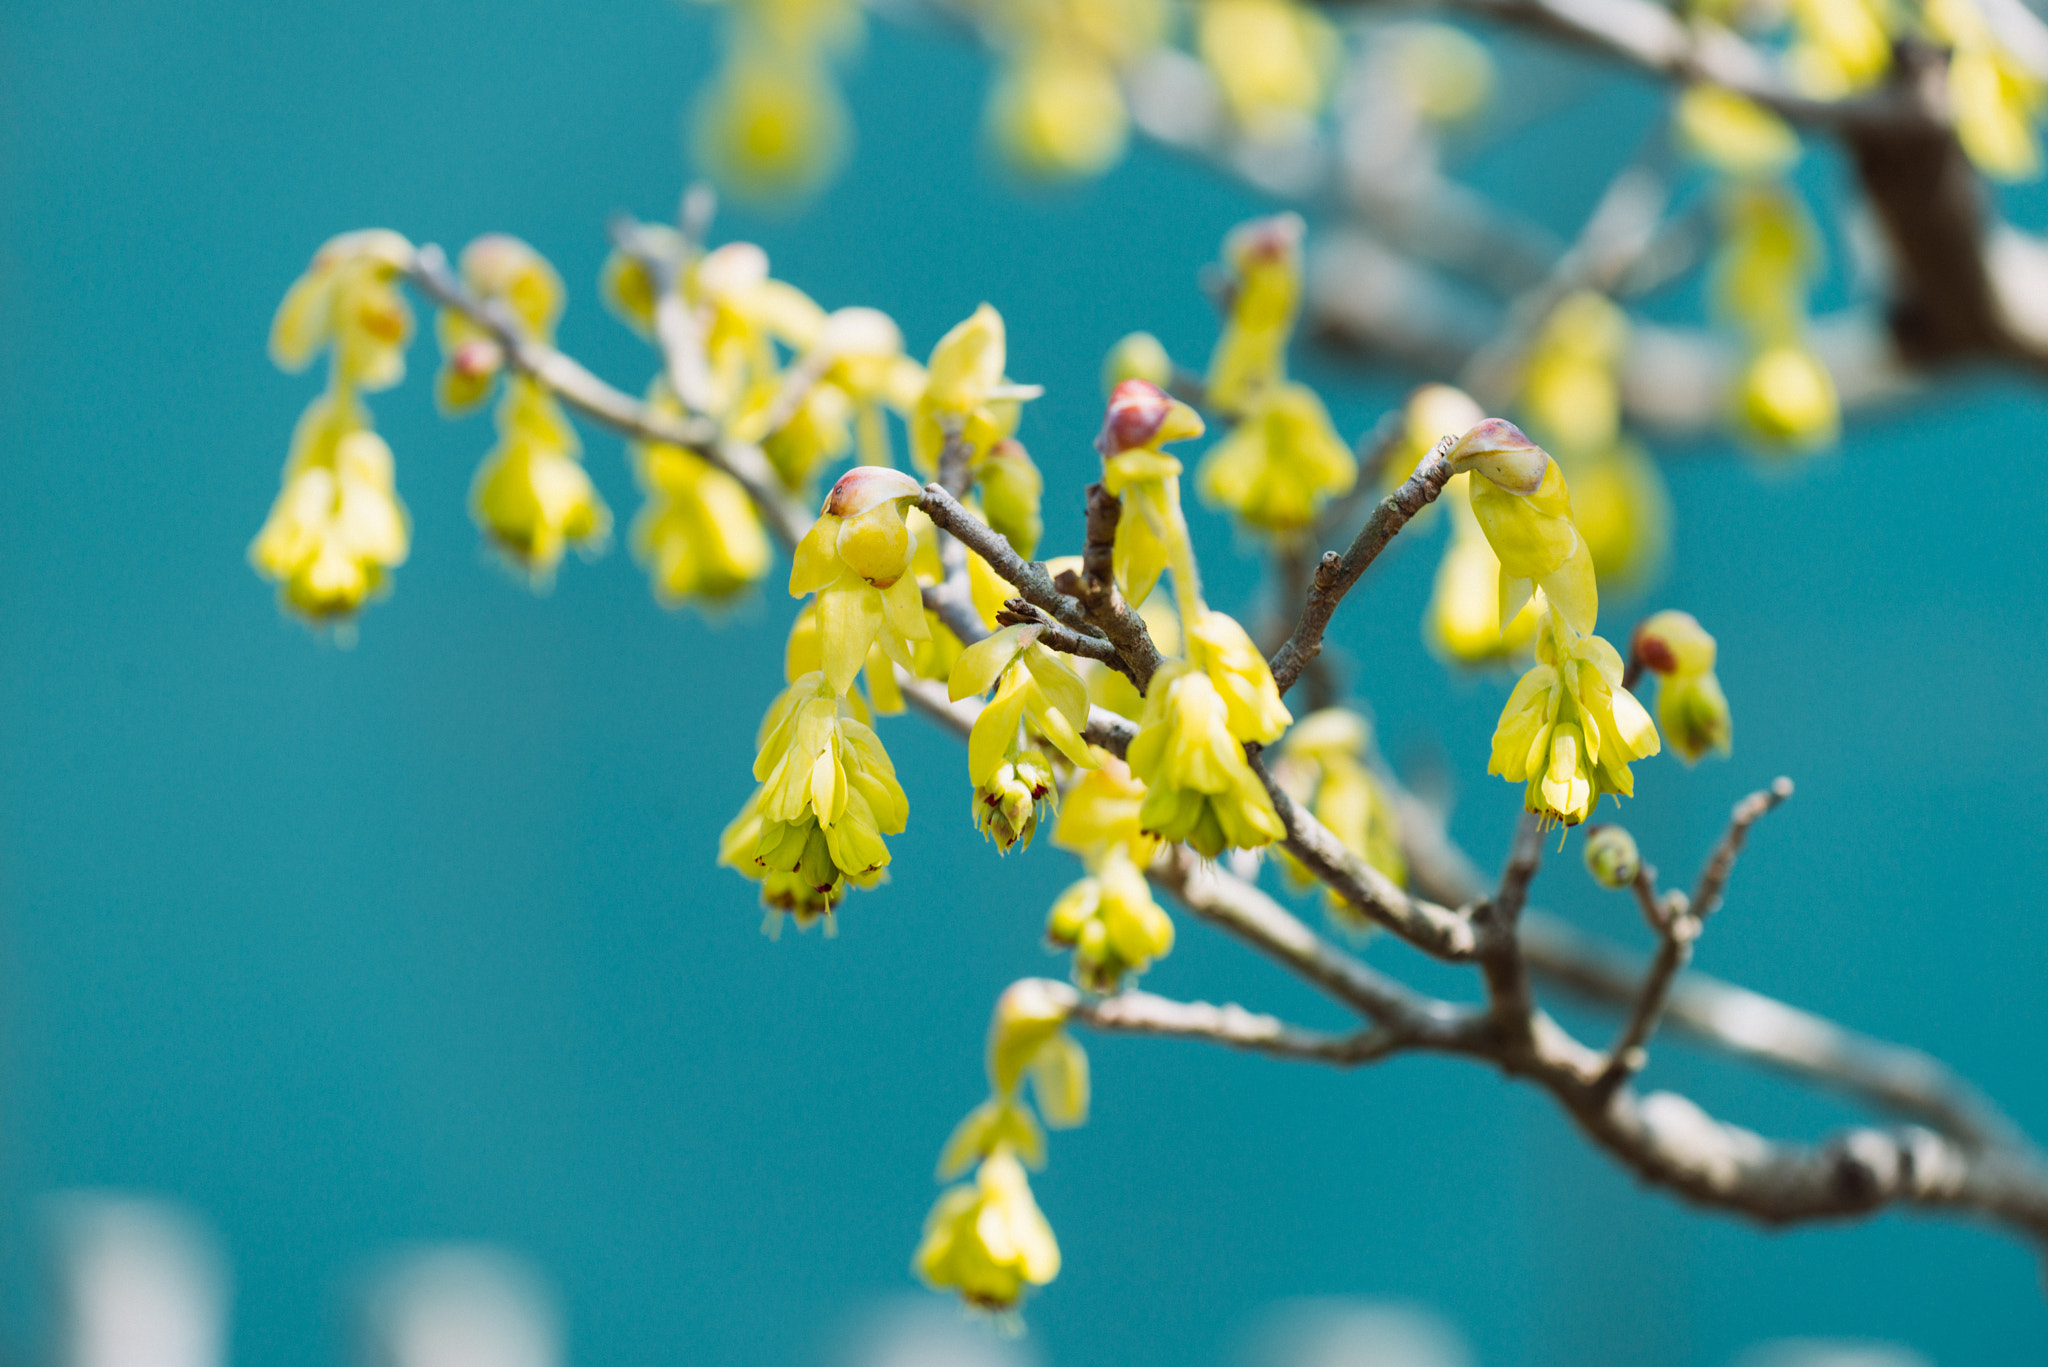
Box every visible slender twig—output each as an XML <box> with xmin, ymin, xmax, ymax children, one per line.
<box><xmin>1595</xmin><ymin>862</ymin><xmax>1698</xmax><ymax>1096</ymax></box>
<box><xmin>1474</xmin><ymin>813</ymin><xmax>1544</xmax><ymax>1038</ymax></box>
<box><xmin>1266</xmin><ymin>440</ymin><xmax>1455</xmax><ymax>697</ymax></box>
<box><xmin>1073</xmin><ymin>991</ymin><xmax>1404</xmax><ymax>1066</ymax></box>
<box><xmin>993</xmin><ymin>600</ymin><xmax>1125</xmax><ymax>669</ymax></box>
<box><xmin>1693</xmin><ymin>777</ymin><xmax>1796</xmax><ymax>920</ymax></box>
<box><xmin>1052</xmin><ymin>484</ymin><xmax>1165</xmax><ymax>692</ymax></box>
<box><xmin>1248</xmin><ymin>751</ymin><xmax>1480</xmax><ymax>960</ymax></box>
<box><xmin>918</xmin><ymin>484</ymin><xmax>1108</xmax><ymax>641</ymax></box>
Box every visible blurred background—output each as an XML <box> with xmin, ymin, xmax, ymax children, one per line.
<box><xmin>3</xmin><ymin>0</ymin><xmax>2046</xmax><ymax>1362</ymax></box>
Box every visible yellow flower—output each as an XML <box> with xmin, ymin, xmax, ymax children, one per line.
<box><xmin>1205</xmin><ymin>213</ymin><xmax>1305</xmax><ymax>413</ymax></box>
<box><xmin>470</xmin><ymin>380</ymin><xmax>612</xmax><ymax>580</ymax></box>
<box><xmin>975</xmin><ymin>438</ymin><xmax>1045</xmax><ymax>559</ymax></box>
<box><xmin>914</xmin><ymin>1147</ymin><xmax>1060</xmax><ymax>1313</ymax></box>
<box><xmin>1046</xmin><ymin>848</ymin><xmax>1175</xmax><ymax>989</ymax></box>
<box><xmin>1950</xmin><ymin>43</ymin><xmax>2044</xmax><ymax>181</ymax></box>
<box><xmin>986</xmin><ymin>977</ymin><xmax>1087</xmax><ymax>1121</ymax></box>
<box><xmin>990</xmin><ymin>46</ymin><xmax>1130</xmax><ymax>178</ymax></box>
<box><xmin>949</xmin><ymin>622</ymin><xmax>1099</xmax><ymax>790</ymax></box>
<box><xmin>1786</xmin><ymin>0</ymin><xmax>1891</xmax><ymax>95</ymax></box>
<box><xmin>1127</xmin><ymin>660</ymin><xmax>1285</xmax><ymax>857</ymax></box>
<box><xmin>1712</xmin><ymin>186</ymin><xmax>1814</xmax><ymax>343</ymax></box>
<box><xmin>1386</xmin><ymin>23</ymin><xmax>1495</xmax><ymax>124</ymax></box>
<box><xmin>1097</xmin><ymin>380</ymin><xmax>1206</xmax><ymax>607</ymax></box>
<box><xmin>1521</xmin><ymin>291</ymin><xmax>1627</xmax><ymax>459</ymax></box>
<box><xmin>789</xmin><ymin>466</ymin><xmax>933</xmax><ymax>694</ymax></box>
<box><xmin>718</xmin><ymin>788</ymin><xmax>844</xmax><ymax>928</ymax></box>
<box><xmin>1632</xmin><ymin>610</ymin><xmax>1733</xmax><ymax>763</ymax></box>
<box><xmin>1272</xmin><ymin>709</ymin><xmax>1405</xmax><ymax>913</ymax></box>
<box><xmin>1449</xmin><ymin>420</ymin><xmax>1599</xmax><ymax>637</ymax></box>
<box><xmin>1426</xmin><ymin>476</ymin><xmax>1540</xmax><ymax>664</ymax></box>
<box><xmin>728</xmin><ymin>670</ymin><xmax>910</xmax><ymax>915</ymax></box>
<box><xmin>1051</xmin><ymin>747</ymin><xmax>1162</xmax><ymax>869</ymax></box>
<box><xmin>1183</xmin><ymin>608</ymin><xmax>1291</xmax><ymax>744</ymax></box>
<box><xmin>1675</xmin><ymin>85</ymin><xmax>1801</xmax><ymax>179</ymax></box>
<box><xmin>1489</xmin><ymin>609</ymin><xmax>1660</xmax><ymax>827</ymax></box>
<box><xmin>911</xmin><ymin>304</ymin><xmax>1044</xmax><ymax>474</ymax></box>
<box><xmin>974</xmin><ymin>750</ymin><xmax>1059</xmax><ymax>855</ymax></box>
<box><xmin>692</xmin><ymin>40</ymin><xmax>850</xmax><ymax>203</ymax></box>
<box><xmin>1196</xmin><ymin>382</ymin><xmax>1357</xmax><ymax>536</ymax></box>
<box><xmin>250</xmin><ymin>395</ymin><xmax>411</xmax><ymax>622</ymax></box>
<box><xmin>1738</xmin><ymin>343</ymin><xmax>1840</xmax><ymax>449</ymax></box>
<box><xmin>271</xmin><ymin>230</ymin><xmax>416</xmax><ymax>393</ymax></box>
<box><xmin>1196</xmin><ymin>0</ymin><xmax>1339</xmax><ymax>135</ymax></box>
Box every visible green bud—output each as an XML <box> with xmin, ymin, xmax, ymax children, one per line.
<box><xmin>1101</xmin><ymin>331</ymin><xmax>1174</xmax><ymax>396</ymax></box>
<box><xmin>1582</xmin><ymin>824</ymin><xmax>1641</xmax><ymax>890</ymax></box>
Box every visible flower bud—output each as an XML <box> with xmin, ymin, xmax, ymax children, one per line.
<box><xmin>1445</xmin><ymin>418</ymin><xmax>1551</xmax><ymax>496</ymax></box>
<box><xmin>1582</xmin><ymin>824</ymin><xmax>1641</xmax><ymax>889</ymax></box>
<box><xmin>1738</xmin><ymin>343</ymin><xmax>1839</xmax><ymax>450</ymax></box>
<box><xmin>1102</xmin><ymin>331</ymin><xmax>1174</xmax><ymax>395</ymax></box>
<box><xmin>1632</xmin><ymin>610</ymin><xmax>1716</xmax><ymax>676</ymax></box>
<box><xmin>1095</xmin><ymin>379</ymin><xmax>1205</xmax><ymax>455</ymax></box>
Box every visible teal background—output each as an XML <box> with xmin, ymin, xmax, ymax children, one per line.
<box><xmin>2</xmin><ymin>0</ymin><xmax>2046</xmax><ymax>1362</ymax></box>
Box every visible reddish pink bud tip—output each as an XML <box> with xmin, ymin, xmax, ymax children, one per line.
<box><xmin>1096</xmin><ymin>379</ymin><xmax>1173</xmax><ymax>455</ymax></box>
<box><xmin>1632</xmin><ymin>624</ymin><xmax>1678</xmax><ymax>675</ymax></box>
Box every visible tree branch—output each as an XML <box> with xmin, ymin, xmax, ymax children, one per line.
<box><xmin>1692</xmin><ymin>776</ymin><xmax>1795</xmax><ymax>920</ymax></box>
<box><xmin>918</xmin><ymin>484</ymin><xmax>1109</xmax><ymax>641</ymax></box>
<box><xmin>1073</xmin><ymin>990</ymin><xmax>1405</xmax><ymax>1066</ymax></box>
<box><xmin>1266</xmin><ymin>440</ymin><xmax>1455</xmax><ymax>697</ymax></box>
<box><xmin>1052</xmin><ymin>484</ymin><xmax>1165</xmax><ymax>693</ymax></box>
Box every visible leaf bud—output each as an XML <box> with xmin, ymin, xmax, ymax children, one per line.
<box><xmin>1445</xmin><ymin>418</ymin><xmax>1550</xmax><ymax>495</ymax></box>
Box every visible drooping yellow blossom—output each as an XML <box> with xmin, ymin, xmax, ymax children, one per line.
<box><xmin>789</xmin><ymin>466</ymin><xmax>932</xmax><ymax>694</ymax></box>
<box><xmin>723</xmin><ymin>669</ymin><xmax>910</xmax><ymax>921</ymax></box>
<box><xmin>1272</xmin><ymin>709</ymin><xmax>1405</xmax><ymax>913</ymax></box>
<box><xmin>1712</xmin><ymin>187</ymin><xmax>1839</xmax><ymax>450</ymax></box>
<box><xmin>1674</xmin><ymin>85</ymin><xmax>1801</xmax><ymax>180</ymax></box>
<box><xmin>991</xmin><ymin>47</ymin><xmax>1130</xmax><ymax>178</ymax></box>
<box><xmin>632</xmin><ymin>408</ymin><xmax>773</xmax><ymax>607</ymax></box>
<box><xmin>938</xmin><ymin>978</ymin><xmax>1089</xmax><ymax>1180</ymax></box>
<box><xmin>1096</xmin><ymin>379</ymin><xmax>1206</xmax><ymax>607</ymax></box>
<box><xmin>1490</xmin><ymin>608</ymin><xmax>1660</xmax><ymax>827</ymax></box>
<box><xmin>718</xmin><ymin>788</ymin><xmax>843</xmax><ymax>928</ymax></box>
<box><xmin>1582</xmin><ymin>823</ymin><xmax>1641</xmax><ymax>889</ymax></box>
<box><xmin>1925</xmin><ymin>0</ymin><xmax>2045</xmax><ymax>180</ymax></box>
<box><xmin>949</xmin><ymin>623</ymin><xmax>1099</xmax><ymax>853</ymax></box>
<box><xmin>1448</xmin><ymin>420</ymin><xmax>1599</xmax><ymax>637</ymax></box>
<box><xmin>1183</xmin><ymin>608</ymin><xmax>1292</xmax><ymax>744</ymax></box>
<box><xmin>912</xmin><ymin>304</ymin><xmax>1044</xmax><ymax>475</ymax></box>
<box><xmin>1427</xmin><ymin>475</ymin><xmax>1539</xmax><ymax>664</ymax></box>
<box><xmin>914</xmin><ymin>1146</ymin><xmax>1061</xmax><ymax>1313</ymax></box>
<box><xmin>1521</xmin><ymin>291</ymin><xmax>1627</xmax><ymax>459</ymax></box>
<box><xmin>1196</xmin><ymin>382</ymin><xmax>1357</xmax><ymax>537</ymax></box>
<box><xmin>250</xmin><ymin>395</ymin><xmax>411</xmax><ymax>622</ymax></box>
<box><xmin>470</xmin><ymin>379</ymin><xmax>612</xmax><ymax>581</ymax></box>
<box><xmin>434</xmin><ymin>234</ymin><xmax>565</xmax><ymax>413</ymax></box>
<box><xmin>1785</xmin><ymin>0</ymin><xmax>1892</xmax><ymax>96</ymax></box>
<box><xmin>1632</xmin><ymin>609</ymin><xmax>1733</xmax><ymax>763</ymax></box>
<box><xmin>1738</xmin><ymin>344</ymin><xmax>1840</xmax><ymax>448</ymax></box>
<box><xmin>1051</xmin><ymin>747</ymin><xmax>1162</xmax><ymax>870</ymax></box>
<box><xmin>981</xmin><ymin>0</ymin><xmax>1168</xmax><ymax>178</ymax></box>
<box><xmin>692</xmin><ymin>40</ymin><xmax>852</xmax><ymax>203</ymax></box>
<box><xmin>1196</xmin><ymin>0</ymin><xmax>1339</xmax><ymax>137</ymax></box>
<box><xmin>1127</xmin><ymin>659</ymin><xmax>1286</xmax><ymax>857</ymax></box>
<box><xmin>1205</xmin><ymin>213</ymin><xmax>1305</xmax><ymax>413</ymax></box>
<box><xmin>270</xmin><ymin>229</ymin><xmax>416</xmax><ymax>392</ymax></box>
<box><xmin>1046</xmin><ymin>848</ymin><xmax>1175</xmax><ymax>989</ymax></box>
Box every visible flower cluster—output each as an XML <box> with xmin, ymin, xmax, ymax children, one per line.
<box><xmin>918</xmin><ymin>981</ymin><xmax>1085</xmax><ymax>1317</ymax></box>
<box><xmin>437</xmin><ymin>236</ymin><xmax>612</xmax><ymax>583</ymax></box>
<box><xmin>911</xmin><ymin>304</ymin><xmax>1047</xmax><ymax>555</ymax></box>
<box><xmin>1633</xmin><ymin>610</ymin><xmax>1734</xmax><ymax>764</ymax></box>
<box><xmin>1192</xmin><ymin>217</ymin><xmax>1357</xmax><ymax>540</ymax></box>
<box><xmin>689</xmin><ymin>0</ymin><xmax>862</xmax><ymax>201</ymax></box>
<box><xmin>252</xmin><ymin>231</ymin><xmax>417</xmax><ymax>625</ymax></box>
<box><xmin>982</xmin><ymin>0</ymin><xmax>1170</xmax><ymax>178</ymax></box>
<box><xmin>719</xmin><ymin>667</ymin><xmax>910</xmax><ymax>932</ymax></box>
